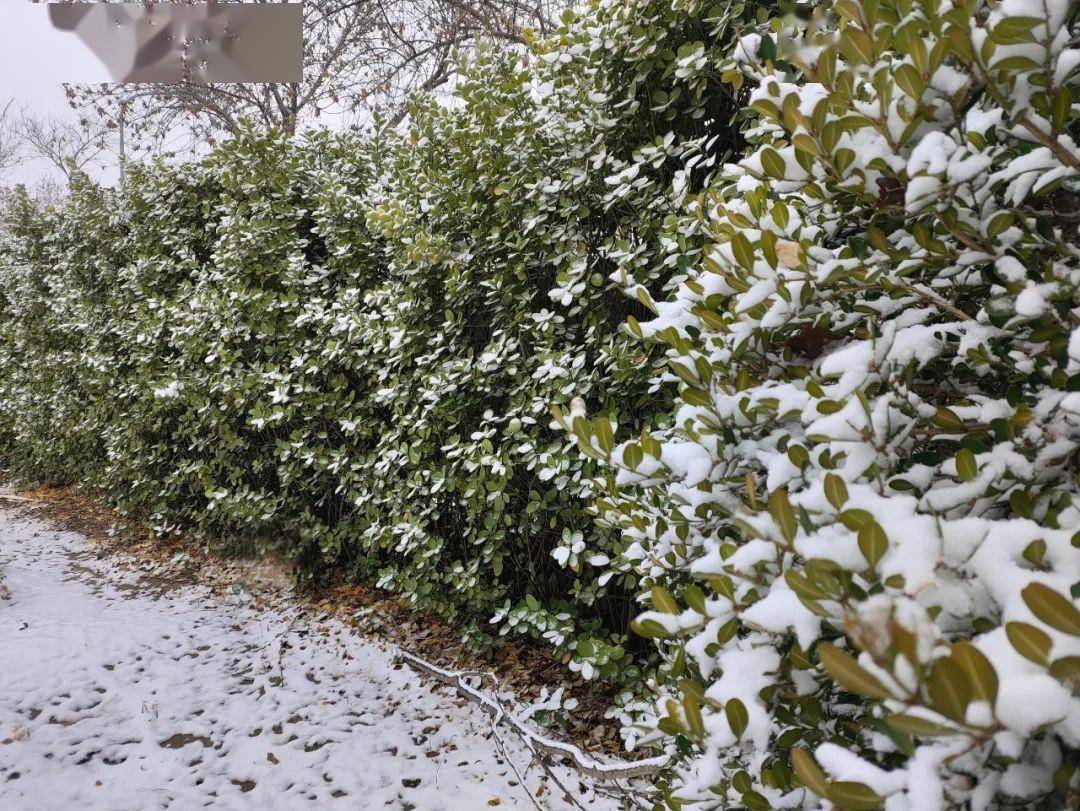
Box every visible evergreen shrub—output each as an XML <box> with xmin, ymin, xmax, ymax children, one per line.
<box><xmin>561</xmin><ymin>0</ymin><xmax>1080</xmax><ymax>806</ymax></box>
<box><xmin>0</xmin><ymin>0</ymin><xmax>751</xmax><ymax>687</ymax></box>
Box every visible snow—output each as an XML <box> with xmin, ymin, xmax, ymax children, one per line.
<box><xmin>739</xmin><ymin>577</ymin><xmax>820</xmax><ymax>650</ymax></box>
<box><xmin>815</xmin><ymin>743</ymin><xmax>907</xmax><ymax>795</ymax></box>
<box><xmin>732</xmin><ymin>34</ymin><xmax>762</xmax><ymax>64</ymax></box>
<box><xmin>907</xmin><ymin>131</ymin><xmax>956</xmax><ymax>177</ymax></box>
<box><xmin>1015</xmin><ymin>282</ymin><xmax>1057</xmax><ymax>317</ymax></box>
<box><xmin>701</xmin><ymin>643</ymin><xmax>780</xmax><ymax>751</ymax></box>
<box><xmin>995</xmin><ymin>256</ymin><xmax>1027</xmax><ymax>284</ymax></box>
<box><xmin>1068</xmin><ymin>327</ymin><xmax>1080</xmax><ymax>365</ymax></box>
<box><xmin>152</xmin><ymin>381</ymin><xmax>180</xmax><ymax>400</ymax></box>
<box><xmin>0</xmin><ymin>506</ymin><xmax>619</xmax><ymax>810</ymax></box>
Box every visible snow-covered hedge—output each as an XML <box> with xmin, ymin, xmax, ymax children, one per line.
<box><xmin>561</xmin><ymin>0</ymin><xmax>1080</xmax><ymax>806</ymax></box>
<box><xmin>0</xmin><ymin>0</ymin><xmax>753</xmax><ymax>685</ymax></box>
<box><xmin>3</xmin><ymin>0</ymin><xmax>1078</xmax><ymax>803</ymax></box>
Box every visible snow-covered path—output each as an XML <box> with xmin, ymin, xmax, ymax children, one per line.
<box><xmin>0</xmin><ymin>505</ymin><xmax>617</xmax><ymax>810</ymax></box>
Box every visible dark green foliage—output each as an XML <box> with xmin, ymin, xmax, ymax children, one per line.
<box><xmin>0</xmin><ymin>0</ymin><xmax>753</xmax><ymax>682</ymax></box>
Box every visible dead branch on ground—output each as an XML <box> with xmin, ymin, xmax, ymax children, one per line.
<box><xmin>398</xmin><ymin>650</ymin><xmax>666</xmax><ymax>783</ymax></box>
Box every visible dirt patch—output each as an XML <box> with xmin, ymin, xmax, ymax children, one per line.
<box><xmin>159</xmin><ymin>733</ymin><xmax>214</xmax><ymax>750</ymax></box>
<box><xmin>2</xmin><ymin>485</ymin><xmax>630</xmax><ymax>758</ymax></box>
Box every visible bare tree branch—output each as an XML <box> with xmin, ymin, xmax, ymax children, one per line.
<box><xmin>0</xmin><ymin>100</ymin><xmax>23</xmax><ymax>179</ymax></box>
<box><xmin>15</xmin><ymin>113</ymin><xmax>110</xmax><ymax>181</ymax></box>
<box><xmin>64</xmin><ymin>0</ymin><xmax>565</xmax><ymax>155</ymax></box>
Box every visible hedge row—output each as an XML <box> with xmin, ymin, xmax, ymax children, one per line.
<box><xmin>0</xmin><ymin>0</ymin><xmax>753</xmax><ymax>686</ymax></box>
<box><xmin>4</xmin><ymin>0</ymin><xmax>1079</xmax><ymax>806</ymax></box>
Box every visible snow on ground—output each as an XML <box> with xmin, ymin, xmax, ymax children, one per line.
<box><xmin>0</xmin><ymin>505</ymin><xmax>622</xmax><ymax>810</ymax></box>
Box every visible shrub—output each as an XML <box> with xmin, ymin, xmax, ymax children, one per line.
<box><xmin>564</xmin><ymin>0</ymin><xmax>1080</xmax><ymax>806</ymax></box>
<box><xmin>356</xmin><ymin>0</ymin><xmax>761</xmax><ymax>672</ymax></box>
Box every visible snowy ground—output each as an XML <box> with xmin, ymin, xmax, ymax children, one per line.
<box><xmin>0</xmin><ymin>504</ymin><xmax>624</xmax><ymax>810</ymax></box>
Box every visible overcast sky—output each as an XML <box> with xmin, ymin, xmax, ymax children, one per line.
<box><xmin>1</xmin><ymin>2</ymin><xmax>115</xmax><ymax>185</ymax></box>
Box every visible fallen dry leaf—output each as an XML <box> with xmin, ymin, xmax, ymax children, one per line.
<box><xmin>775</xmin><ymin>239</ymin><xmax>803</xmax><ymax>268</ymax></box>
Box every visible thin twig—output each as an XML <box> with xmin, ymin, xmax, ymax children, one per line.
<box><xmin>487</xmin><ymin>716</ymin><xmax>547</xmax><ymax>811</ymax></box>
<box><xmin>894</xmin><ymin>282</ymin><xmax>974</xmax><ymax>322</ymax></box>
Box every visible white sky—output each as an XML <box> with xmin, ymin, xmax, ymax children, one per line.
<box><xmin>1</xmin><ymin>1</ymin><xmax>116</xmax><ymax>185</ymax></box>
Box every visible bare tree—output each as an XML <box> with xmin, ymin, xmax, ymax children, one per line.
<box><xmin>0</xmin><ymin>100</ymin><xmax>25</xmax><ymax>231</ymax></box>
<box><xmin>0</xmin><ymin>100</ymin><xmax>23</xmax><ymax>179</ymax></box>
<box><xmin>335</xmin><ymin>0</ymin><xmax>564</xmax><ymax>115</ymax></box>
<box><xmin>65</xmin><ymin>0</ymin><xmax>563</xmax><ymax>155</ymax></box>
<box><xmin>15</xmin><ymin>113</ymin><xmax>111</xmax><ymax>181</ymax></box>
<box><xmin>28</xmin><ymin>176</ymin><xmax>68</xmax><ymax>208</ymax></box>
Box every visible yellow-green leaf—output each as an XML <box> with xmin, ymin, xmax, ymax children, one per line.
<box><xmin>951</xmin><ymin>641</ymin><xmax>998</xmax><ymax>704</ymax></box>
<box><xmin>989</xmin><ymin>16</ymin><xmax>1041</xmax><ymax>45</ymax></box>
<box><xmin>635</xmin><ymin>286</ymin><xmax>657</xmax><ymax>313</ymax></box>
<box><xmin>834</xmin><ymin>147</ymin><xmax>856</xmax><ymax>174</ymax></box>
<box><xmin>828</xmin><ymin>780</ymin><xmax>884</xmax><ymax>810</ymax></box>
<box><xmin>683</xmin><ymin>692</ymin><xmax>705</xmax><ymax>738</ymax></box>
<box><xmin>986</xmin><ymin>211</ymin><xmax>1015</xmax><ymax>239</ymax></box>
<box><xmin>786</xmin><ymin>570</ymin><xmax>830</xmax><ymax>603</ymax></box>
<box><xmin>894</xmin><ymin>63</ymin><xmax>925</xmax><ymax>98</ymax></box>
<box><xmin>839</xmin><ymin>509</ymin><xmax>875</xmax><ymax>530</ymax></box>
<box><xmin>731</xmin><ymin>232</ymin><xmax>756</xmax><ymax>272</ymax></box>
<box><xmin>1049</xmin><ymin>656</ymin><xmax>1080</xmax><ymax>683</ymax></box>
<box><xmin>839</xmin><ymin>27</ymin><xmax>875</xmax><ymax>64</ymax></box>
<box><xmin>858</xmin><ymin>521</ymin><xmax>889</xmax><ymax>568</ymax></box>
<box><xmin>791</xmin><ymin>749</ymin><xmax>830</xmax><ymax>797</ymax></box>
<box><xmin>885</xmin><ymin>713</ymin><xmax>957</xmax><ymax>736</ymax></box>
<box><xmin>769</xmin><ymin>488</ymin><xmax>798</xmax><ymax>543</ymax></box>
<box><xmin>760</xmin><ymin>147</ymin><xmax>787</xmax><ymax>178</ymax></box>
<box><xmin>1022</xmin><ymin>582</ymin><xmax>1080</xmax><ymax>636</ymax></box>
<box><xmin>1006</xmin><ymin>621</ymin><xmax>1052</xmax><ymax>666</ymax></box>
<box><xmin>632</xmin><ymin>618</ymin><xmax>672</xmax><ymax>639</ymax></box>
<box><xmin>927</xmin><ymin>657</ymin><xmax>972</xmax><ymax>722</ymax></box>
<box><xmin>792</xmin><ymin>133</ymin><xmax>821</xmax><ymax>159</ymax></box>
<box><xmin>955</xmin><ymin>448</ymin><xmax>978</xmax><ymax>482</ymax></box>
<box><xmin>933</xmin><ymin>407</ymin><xmax>964</xmax><ymax>432</ymax></box>
<box><xmin>818</xmin><ymin>643</ymin><xmax>892</xmax><ymax>700</ymax></box>
<box><xmin>682</xmin><ymin>387</ymin><xmax>712</xmax><ymax>408</ymax></box>
<box><xmin>678</xmin><ymin>678</ymin><xmax>706</xmax><ymax>701</ymax></box>
<box><xmin>988</xmin><ymin>55</ymin><xmax>1041</xmax><ymax>72</ymax></box>
<box><xmin>1021</xmin><ymin>538</ymin><xmax>1045</xmax><ymax>564</ymax></box>
<box><xmin>1051</xmin><ymin>86</ymin><xmax>1071</xmax><ymax>133</ymax></box>
<box><xmin>772</xmin><ymin>201</ymin><xmax>790</xmax><ymax>230</ymax></box>
<box><xmin>824</xmin><ymin>473</ymin><xmax>849</xmax><ymax>510</ymax></box>
<box><xmin>622</xmin><ymin>442</ymin><xmax>643</xmax><ymax>470</ymax></box>
<box><xmin>652</xmin><ymin>585</ymin><xmax>680</xmax><ymax>614</ymax></box>
<box><xmin>592</xmin><ymin>417</ymin><xmax>614</xmax><ymax>454</ymax></box>
<box><xmin>572</xmin><ymin>415</ymin><xmax>591</xmax><ymax>447</ymax></box>
<box><xmin>725</xmin><ymin>697</ymin><xmax>749</xmax><ymax>740</ymax></box>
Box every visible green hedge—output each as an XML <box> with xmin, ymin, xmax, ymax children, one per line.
<box><xmin>5</xmin><ymin>0</ymin><xmax>1078</xmax><ymax>805</ymax></box>
<box><xmin>0</xmin><ymin>0</ymin><xmax>753</xmax><ymax>685</ymax></box>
